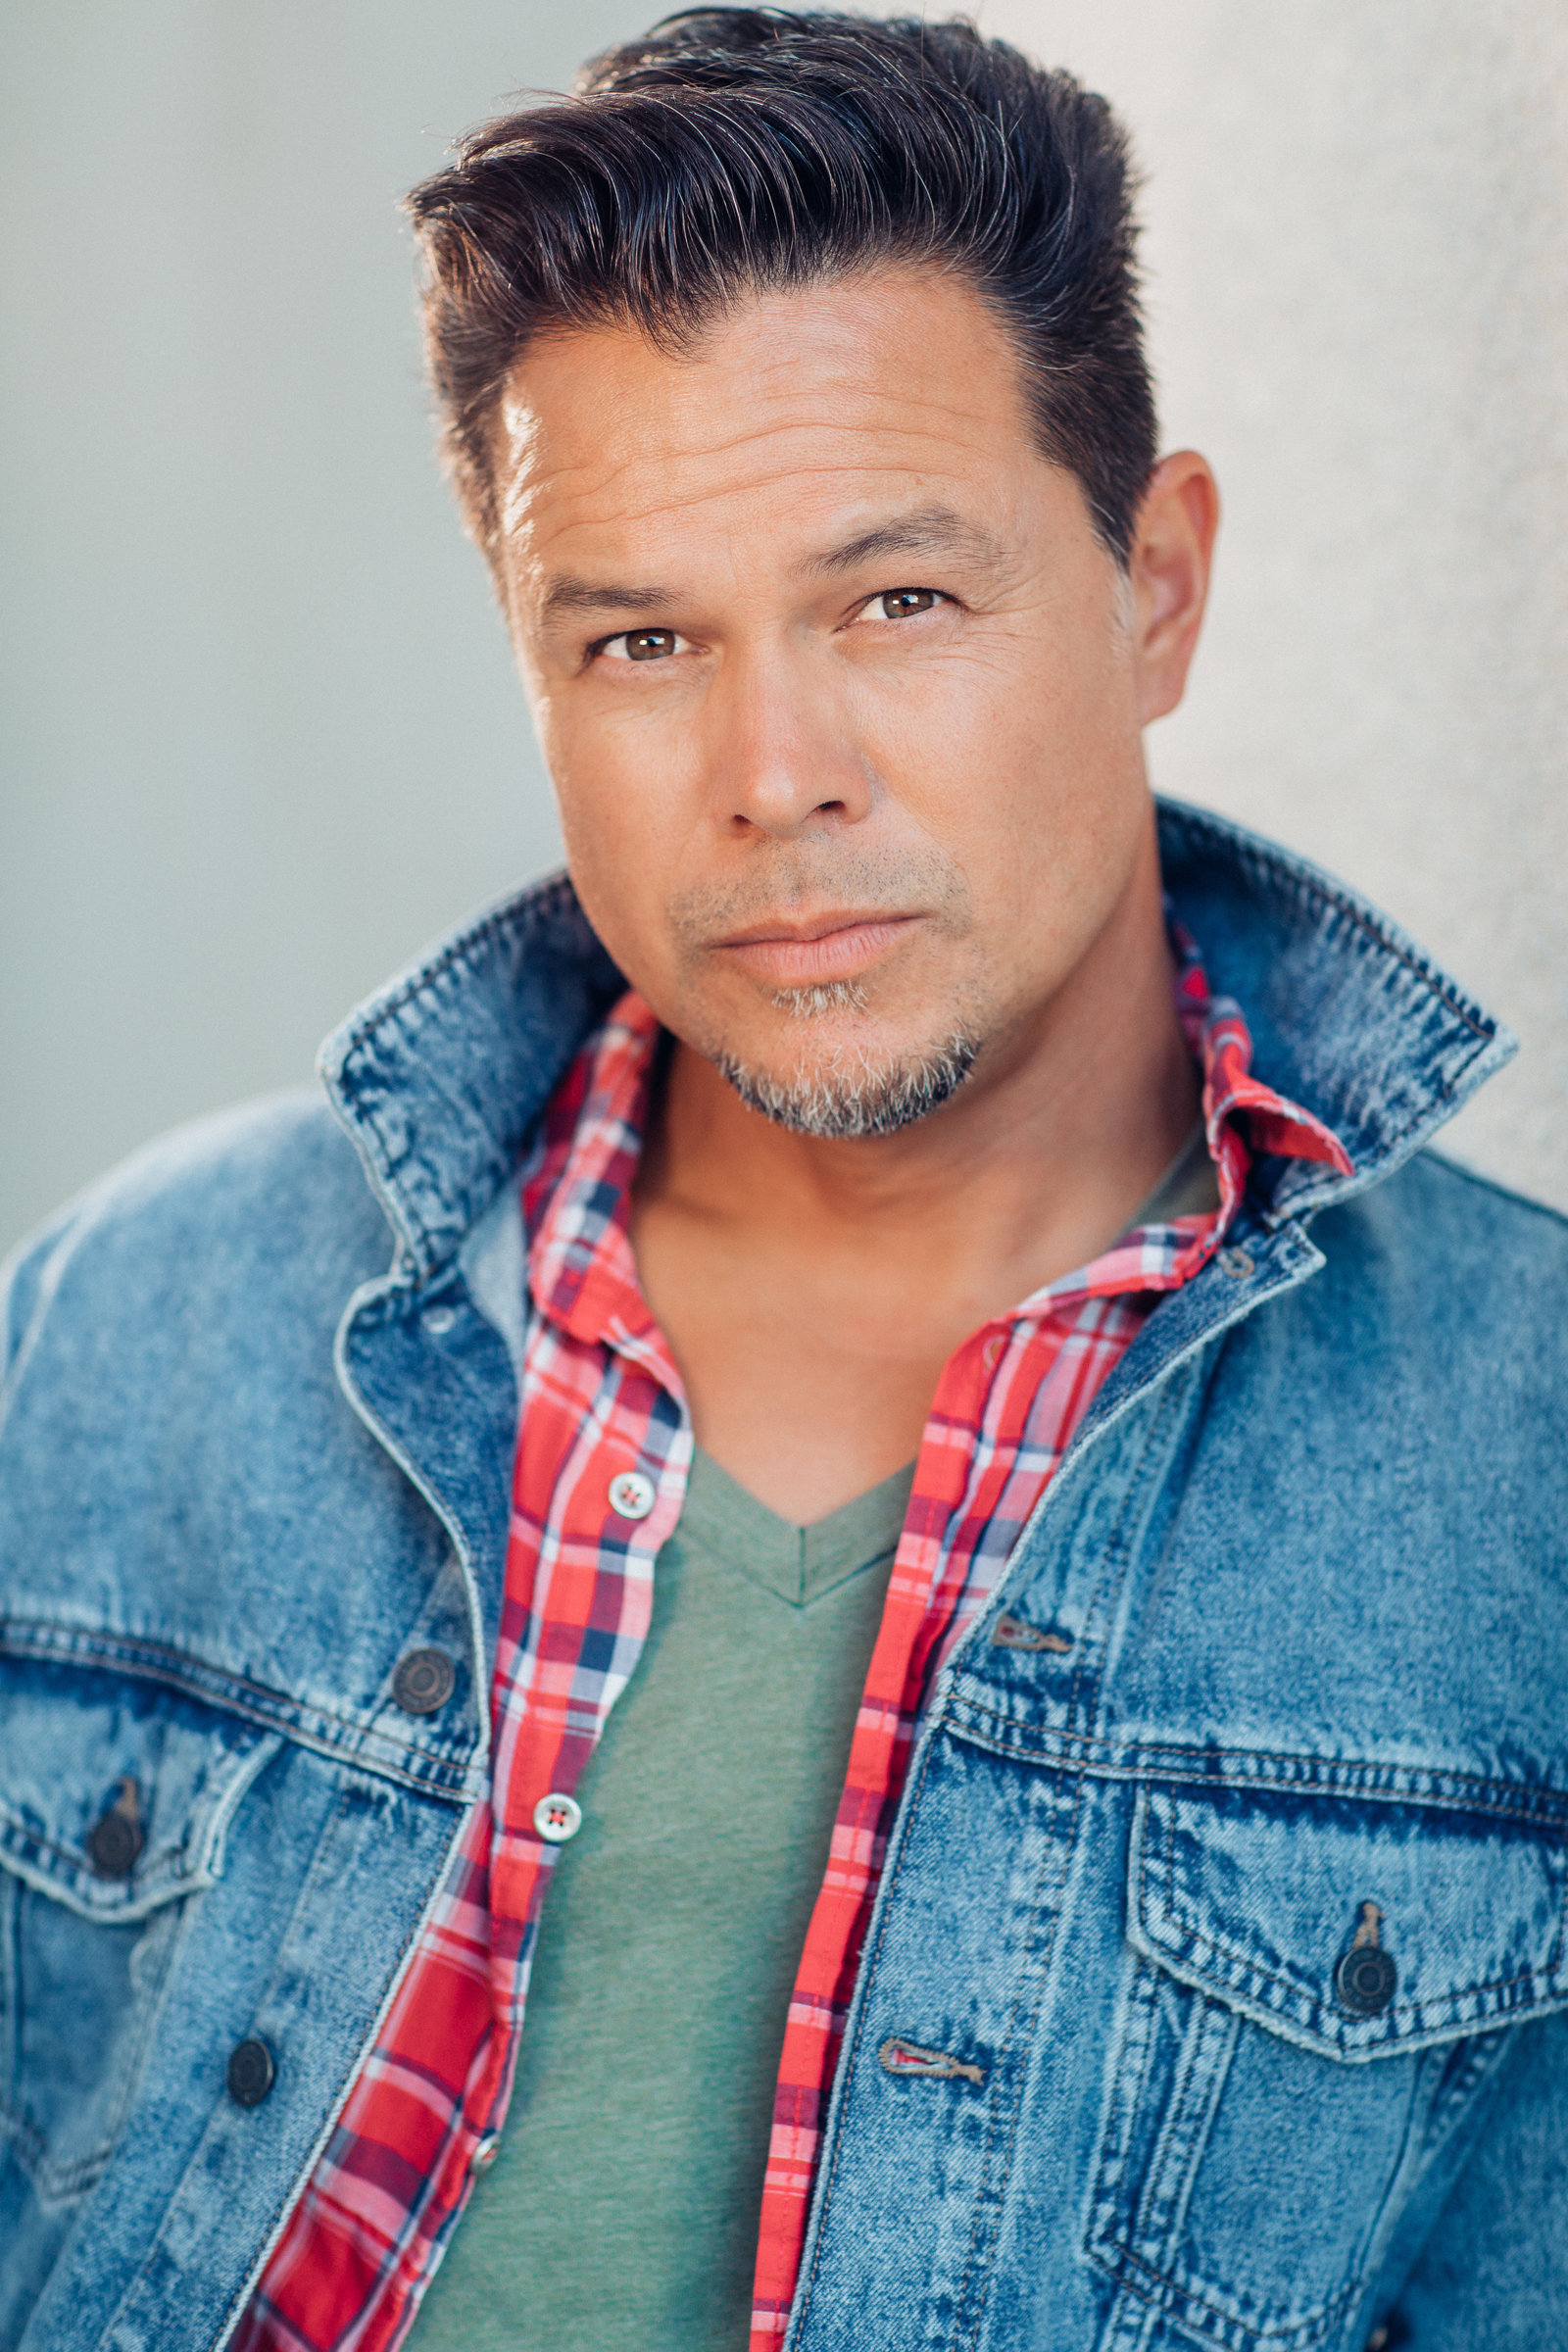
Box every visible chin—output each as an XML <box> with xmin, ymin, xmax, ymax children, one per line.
<box><xmin>710</xmin><ymin>1025</ymin><xmax>981</xmax><ymax>1140</ymax></box>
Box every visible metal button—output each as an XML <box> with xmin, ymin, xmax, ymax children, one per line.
<box><xmin>1336</xmin><ymin>1942</ymin><xmax>1397</xmax><ymax>2016</ymax></box>
<box><xmin>86</xmin><ymin>1778</ymin><xmax>143</xmax><ymax>1878</ymax></box>
<box><xmin>226</xmin><ymin>2036</ymin><xmax>276</xmax><ymax>2106</ymax></box>
<box><xmin>392</xmin><ymin>1648</ymin><xmax>456</xmax><ymax>1715</ymax></box>
<box><xmin>470</xmin><ymin>2135</ymin><xmax>502</xmax><ymax>2176</ymax></box>
<box><xmin>533</xmin><ymin>1790</ymin><xmax>583</xmax><ymax>1843</ymax></box>
<box><xmin>608</xmin><ymin>1470</ymin><xmax>657</xmax><ymax>1521</ymax></box>
<box><xmin>422</xmin><ymin>1302</ymin><xmax>457</xmax><ymax>1336</ymax></box>
<box><xmin>1218</xmin><ymin>1246</ymin><xmax>1255</xmax><ymax>1281</ymax></box>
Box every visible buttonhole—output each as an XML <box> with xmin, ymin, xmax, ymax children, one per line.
<box><xmin>993</xmin><ymin>1614</ymin><xmax>1072</xmax><ymax>1654</ymax></box>
<box><xmin>879</xmin><ymin>2035</ymin><xmax>986</xmax><ymax>2088</ymax></box>
<box><xmin>87</xmin><ymin>1778</ymin><xmax>145</xmax><ymax>1878</ymax></box>
<box><xmin>1335</xmin><ymin>1899</ymin><xmax>1397</xmax><ymax>2016</ymax></box>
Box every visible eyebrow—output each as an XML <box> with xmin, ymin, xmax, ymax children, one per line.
<box><xmin>537</xmin><ymin>503</ymin><xmax>1005</xmax><ymax>626</ymax></box>
<box><xmin>803</xmin><ymin>504</ymin><xmax>1006</xmax><ymax>577</ymax></box>
<box><xmin>540</xmin><ymin>576</ymin><xmax>673</xmax><ymax>623</ymax></box>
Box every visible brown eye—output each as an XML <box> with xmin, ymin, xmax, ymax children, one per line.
<box><xmin>876</xmin><ymin>589</ymin><xmax>939</xmax><ymax>619</ymax></box>
<box><xmin>624</xmin><ymin>629</ymin><xmax>676</xmax><ymax>660</ymax></box>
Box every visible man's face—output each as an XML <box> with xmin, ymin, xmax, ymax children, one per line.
<box><xmin>491</xmin><ymin>270</ymin><xmax>1199</xmax><ymax>1134</ymax></box>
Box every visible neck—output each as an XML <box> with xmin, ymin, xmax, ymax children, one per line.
<box><xmin>627</xmin><ymin>808</ymin><xmax>1200</xmax><ymax>1520</ymax></box>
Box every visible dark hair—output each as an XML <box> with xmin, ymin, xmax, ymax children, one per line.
<box><xmin>406</xmin><ymin>9</ymin><xmax>1157</xmax><ymax>563</ymax></box>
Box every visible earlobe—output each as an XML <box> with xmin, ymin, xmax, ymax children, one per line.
<box><xmin>1132</xmin><ymin>451</ymin><xmax>1220</xmax><ymax>726</ymax></box>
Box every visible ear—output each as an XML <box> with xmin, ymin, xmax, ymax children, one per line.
<box><xmin>1128</xmin><ymin>452</ymin><xmax>1220</xmax><ymax>725</ymax></box>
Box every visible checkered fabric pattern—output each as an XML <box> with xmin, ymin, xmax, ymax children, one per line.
<box><xmin>236</xmin><ymin>937</ymin><xmax>1350</xmax><ymax>2352</ymax></box>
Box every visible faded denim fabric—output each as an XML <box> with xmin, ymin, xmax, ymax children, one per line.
<box><xmin>1</xmin><ymin>800</ymin><xmax>1566</xmax><ymax>2352</ymax></box>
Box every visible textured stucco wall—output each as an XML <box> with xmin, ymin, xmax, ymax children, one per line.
<box><xmin>3</xmin><ymin>3</ymin><xmax>1564</xmax><ymax>1257</ymax></box>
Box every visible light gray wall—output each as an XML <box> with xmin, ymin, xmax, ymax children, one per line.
<box><xmin>998</xmin><ymin>0</ymin><xmax>1567</xmax><ymax>1211</ymax></box>
<box><xmin>1</xmin><ymin>1</ymin><xmax>633</xmax><ymax>1254</ymax></box>
<box><xmin>4</xmin><ymin>2</ymin><xmax>1565</xmax><ymax>1258</ymax></box>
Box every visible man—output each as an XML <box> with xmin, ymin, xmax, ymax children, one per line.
<box><xmin>2</xmin><ymin>10</ymin><xmax>1565</xmax><ymax>2350</ymax></box>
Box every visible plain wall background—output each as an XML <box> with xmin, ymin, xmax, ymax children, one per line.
<box><xmin>4</xmin><ymin>1</ymin><xmax>1565</xmax><ymax>1259</ymax></box>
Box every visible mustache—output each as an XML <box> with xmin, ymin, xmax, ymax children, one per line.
<box><xmin>666</xmin><ymin>842</ymin><xmax>968</xmax><ymax>950</ymax></box>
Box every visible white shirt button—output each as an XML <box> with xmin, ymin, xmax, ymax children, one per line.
<box><xmin>608</xmin><ymin>1469</ymin><xmax>657</xmax><ymax>1521</ymax></box>
<box><xmin>533</xmin><ymin>1790</ymin><xmax>582</xmax><ymax>1843</ymax></box>
<box><xmin>470</xmin><ymin>2135</ymin><xmax>501</xmax><ymax>2175</ymax></box>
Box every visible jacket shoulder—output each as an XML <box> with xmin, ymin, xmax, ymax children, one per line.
<box><xmin>1</xmin><ymin>1093</ymin><xmax>390</xmax><ymax>1391</ymax></box>
<box><xmin>1391</xmin><ymin>1146</ymin><xmax>1568</xmax><ymax>1244</ymax></box>
<box><xmin>1305</xmin><ymin>1147</ymin><xmax>1568</xmax><ymax>1338</ymax></box>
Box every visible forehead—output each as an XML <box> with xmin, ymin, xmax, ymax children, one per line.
<box><xmin>489</xmin><ymin>269</ymin><xmax>1041</xmax><ymax>575</ymax></box>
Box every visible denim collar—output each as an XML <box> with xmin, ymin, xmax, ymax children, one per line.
<box><xmin>318</xmin><ymin>799</ymin><xmax>1514</xmax><ymax>1283</ymax></box>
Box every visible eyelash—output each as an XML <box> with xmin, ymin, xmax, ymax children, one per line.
<box><xmin>591</xmin><ymin>588</ymin><xmax>947</xmax><ymax>664</ymax></box>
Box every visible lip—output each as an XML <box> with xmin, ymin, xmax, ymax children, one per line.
<box><xmin>713</xmin><ymin>910</ymin><xmax>920</xmax><ymax>987</ymax></box>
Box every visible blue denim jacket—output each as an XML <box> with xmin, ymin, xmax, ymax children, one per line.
<box><xmin>3</xmin><ymin>801</ymin><xmax>1566</xmax><ymax>2352</ymax></box>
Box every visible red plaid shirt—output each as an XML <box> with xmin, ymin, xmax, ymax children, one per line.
<box><xmin>236</xmin><ymin>935</ymin><xmax>1349</xmax><ymax>2352</ymax></box>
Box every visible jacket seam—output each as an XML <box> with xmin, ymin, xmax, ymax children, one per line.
<box><xmin>1266</xmin><ymin>1021</ymin><xmax>1500</xmax><ymax>1223</ymax></box>
<box><xmin>329</xmin><ymin>872</ymin><xmax>577</xmax><ymax>1069</ymax></box>
<box><xmin>0</xmin><ymin>1622</ymin><xmax>478</xmax><ymax>1802</ymax></box>
<box><xmin>1158</xmin><ymin>804</ymin><xmax>1495</xmax><ymax>1046</ymax></box>
<box><xmin>937</xmin><ymin>1703</ymin><xmax>1568</xmax><ymax>1827</ymax></box>
<box><xmin>1088</xmin><ymin>2228</ymin><xmax>1360</xmax><ymax>2352</ymax></box>
<box><xmin>1290</xmin><ymin>1023</ymin><xmax>1494</xmax><ymax>1162</ymax></box>
<box><xmin>320</xmin><ymin>874</ymin><xmax>584</xmax><ymax>1268</ymax></box>
<box><xmin>1069</xmin><ymin>1365</ymin><xmax>1201</xmax><ymax>1740</ymax></box>
<box><xmin>951</xmin><ymin>1760</ymin><xmax>1092</xmax><ymax>2350</ymax></box>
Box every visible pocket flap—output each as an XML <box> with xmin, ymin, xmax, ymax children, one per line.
<box><xmin>1128</xmin><ymin>1782</ymin><xmax>1568</xmax><ymax>2061</ymax></box>
<box><xmin>0</xmin><ymin>1655</ymin><xmax>281</xmax><ymax>1921</ymax></box>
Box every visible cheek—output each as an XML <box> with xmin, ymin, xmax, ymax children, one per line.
<box><xmin>541</xmin><ymin>716</ymin><xmax>690</xmax><ymax>976</ymax></box>
<box><xmin>859</xmin><ymin>627</ymin><xmax>1137</xmax><ymax>863</ymax></box>
<box><xmin>881</xmin><ymin>655</ymin><xmax>1146</xmax><ymax>983</ymax></box>
<box><xmin>537</xmin><ymin>692</ymin><xmax>635</xmax><ymax>855</ymax></box>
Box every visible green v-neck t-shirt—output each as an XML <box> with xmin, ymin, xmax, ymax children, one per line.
<box><xmin>405</xmin><ymin>1127</ymin><xmax>1218</xmax><ymax>2349</ymax></box>
<box><xmin>406</xmin><ymin>1447</ymin><xmax>916</xmax><ymax>2352</ymax></box>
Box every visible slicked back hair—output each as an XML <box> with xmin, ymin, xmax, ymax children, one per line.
<box><xmin>406</xmin><ymin>9</ymin><xmax>1158</xmax><ymax>565</ymax></box>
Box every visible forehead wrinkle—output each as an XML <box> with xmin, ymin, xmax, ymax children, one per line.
<box><xmin>514</xmin><ymin>456</ymin><xmax>1008</xmax><ymax>577</ymax></box>
<box><xmin>499</xmin><ymin>397</ymin><xmax>1002</xmax><ymax>531</ymax></box>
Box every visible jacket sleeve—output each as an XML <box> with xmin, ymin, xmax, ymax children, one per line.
<box><xmin>1383</xmin><ymin>2009</ymin><xmax>1568</xmax><ymax>2345</ymax></box>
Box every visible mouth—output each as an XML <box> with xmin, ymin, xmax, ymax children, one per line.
<box><xmin>710</xmin><ymin>911</ymin><xmax>921</xmax><ymax>988</ymax></box>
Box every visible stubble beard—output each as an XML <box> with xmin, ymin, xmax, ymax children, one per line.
<box><xmin>712</xmin><ymin>977</ymin><xmax>982</xmax><ymax>1139</ymax></box>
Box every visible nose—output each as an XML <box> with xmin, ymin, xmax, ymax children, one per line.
<box><xmin>705</xmin><ymin>649</ymin><xmax>873</xmax><ymax>839</ymax></box>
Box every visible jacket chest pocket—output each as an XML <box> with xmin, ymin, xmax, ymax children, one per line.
<box><xmin>1088</xmin><ymin>1783</ymin><xmax>1568</xmax><ymax>2352</ymax></box>
<box><xmin>0</xmin><ymin>1655</ymin><xmax>280</xmax><ymax>2207</ymax></box>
